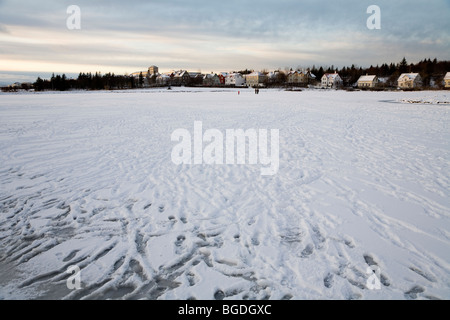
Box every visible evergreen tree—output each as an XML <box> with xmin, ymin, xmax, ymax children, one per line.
<box><xmin>139</xmin><ymin>72</ymin><xmax>144</xmax><ymax>88</ymax></box>
<box><xmin>398</xmin><ymin>57</ymin><xmax>408</xmax><ymax>74</ymax></box>
<box><xmin>61</xmin><ymin>74</ymin><xmax>67</xmax><ymax>91</ymax></box>
<box><xmin>33</xmin><ymin>77</ymin><xmax>45</xmax><ymax>91</ymax></box>
<box><xmin>317</xmin><ymin>67</ymin><xmax>324</xmax><ymax>80</ymax></box>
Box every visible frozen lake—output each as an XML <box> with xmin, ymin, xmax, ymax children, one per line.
<box><xmin>0</xmin><ymin>88</ymin><xmax>449</xmax><ymax>300</ymax></box>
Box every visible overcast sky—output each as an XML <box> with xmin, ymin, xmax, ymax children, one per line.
<box><xmin>0</xmin><ymin>0</ymin><xmax>449</xmax><ymax>83</ymax></box>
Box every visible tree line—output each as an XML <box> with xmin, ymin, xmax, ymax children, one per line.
<box><xmin>32</xmin><ymin>72</ymin><xmax>137</xmax><ymax>91</ymax></box>
<box><xmin>2</xmin><ymin>57</ymin><xmax>449</xmax><ymax>92</ymax></box>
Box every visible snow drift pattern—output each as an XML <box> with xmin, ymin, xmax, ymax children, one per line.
<box><xmin>0</xmin><ymin>89</ymin><xmax>449</xmax><ymax>300</ymax></box>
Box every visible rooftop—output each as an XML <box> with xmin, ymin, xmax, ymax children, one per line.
<box><xmin>358</xmin><ymin>75</ymin><xmax>377</xmax><ymax>82</ymax></box>
<box><xmin>399</xmin><ymin>73</ymin><xmax>420</xmax><ymax>80</ymax></box>
<box><xmin>247</xmin><ymin>72</ymin><xmax>265</xmax><ymax>77</ymax></box>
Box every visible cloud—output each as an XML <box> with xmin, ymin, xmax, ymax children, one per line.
<box><xmin>0</xmin><ymin>0</ymin><xmax>448</xmax><ymax>74</ymax></box>
<box><xmin>0</xmin><ymin>23</ymin><xmax>9</xmax><ymax>33</ymax></box>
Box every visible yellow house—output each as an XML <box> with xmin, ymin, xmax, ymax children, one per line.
<box><xmin>357</xmin><ymin>74</ymin><xmax>378</xmax><ymax>88</ymax></box>
<box><xmin>287</xmin><ymin>71</ymin><xmax>308</xmax><ymax>85</ymax></box>
<box><xmin>397</xmin><ymin>73</ymin><xmax>422</xmax><ymax>89</ymax></box>
<box><xmin>445</xmin><ymin>72</ymin><xmax>450</xmax><ymax>88</ymax></box>
<box><xmin>245</xmin><ymin>72</ymin><xmax>267</xmax><ymax>87</ymax></box>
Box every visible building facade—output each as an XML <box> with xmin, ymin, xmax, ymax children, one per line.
<box><xmin>397</xmin><ymin>73</ymin><xmax>422</xmax><ymax>89</ymax></box>
<box><xmin>444</xmin><ymin>72</ymin><xmax>450</xmax><ymax>88</ymax></box>
<box><xmin>148</xmin><ymin>66</ymin><xmax>159</xmax><ymax>76</ymax></box>
<box><xmin>321</xmin><ymin>72</ymin><xmax>343</xmax><ymax>88</ymax></box>
<box><xmin>171</xmin><ymin>70</ymin><xmax>191</xmax><ymax>86</ymax></box>
<box><xmin>225</xmin><ymin>73</ymin><xmax>245</xmax><ymax>87</ymax></box>
<box><xmin>203</xmin><ymin>73</ymin><xmax>220</xmax><ymax>87</ymax></box>
<box><xmin>287</xmin><ymin>71</ymin><xmax>306</xmax><ymax>85</ymax></box>
<box><xmin>245</xmin><ymin>72</ymin><xmax>267</xmax><ymax>87</ymax></box>
<box><xmin>156</xmin><ymin>74</ymin><xmax>170</xmax><ymax>86</ymax></box>
<box><xmin>217</xmin><ymin>73</ymin><xmax>228</xmax><ymax>86</ymax></box>
<box><xmin>357</xmin><ymin>74</ymin><xmax>378</xmax><ymax>88</ymax></box>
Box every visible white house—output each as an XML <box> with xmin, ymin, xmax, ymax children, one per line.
<box><xmin>321</xmin><ymin>72</ymin><xmax>343</xmax><ymax>88</ymax></box>
<box><xmin>225</xmin><ymin>73</ymin><xmax>245</xmax><ymax>87</ymax></box>
<box><xmin>357</xmin><ymin>74</ymin><xmax>378</xmax><ymax>88</ymax></box>
<box><xmin>397</xmin><ymin>73</ymin><xmax>422</xmax><ymax>89</ymax></box>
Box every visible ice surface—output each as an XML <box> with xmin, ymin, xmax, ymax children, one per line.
<box><xmin>0</xmin><ymin>88</ymin><xmax>449</xmax><ymax>300</ymax></box>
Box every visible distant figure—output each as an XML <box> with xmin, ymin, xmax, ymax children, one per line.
<box><xmin>238</xmin><ymin>91</ymin><xmax>240</xmax><ymax>95</ymax></box>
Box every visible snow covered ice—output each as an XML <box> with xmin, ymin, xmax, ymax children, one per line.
<box><xmin>0</xmin><ymin>88</ymin><xmax>449</xmax><ymax>300</ymax></box>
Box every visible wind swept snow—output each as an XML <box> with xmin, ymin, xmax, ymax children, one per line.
<box><xmin>0</xmin><ymin>88</ymin><xmax>449</xmax><ymax>300</ymax></box>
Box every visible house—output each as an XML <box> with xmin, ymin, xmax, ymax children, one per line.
<box><xmin>307</xmin><ymin>71</ymin><xmax>317</xmax><ymax>84</ymax></box>
<box><xmin>225</xmin><ymin>73</ymin><xmax>245</xmax><ymax>87</ymax></box>
<box><xmin>189</xmin><ymin>72</ymin><xmax>204</xmax><ymax>86</ymax></box>
<box><xmin>267</xmin><ymin>71</ymin><xmax>279</xmax><ymax>83</ymax></box>
<box><xmin>171</xmin><ymin>70</ymin><xmax>191</xmax><ymax>86</ymax></box>
<box><xmin>286</xmin><ymin>70</ymin><xmax>314</xmax><ymax>86</ymax></box>
<box><xmin>444</xmin><ymin>72</ymin><xmax>450</xmax><ymax>88</ymax></box>
<box><xmin>217</xmin><ymin>73</ymin><xmax>228</xmax><ymax>86</ymax></box>
<box><xmin>245</xmin><ymin>72</ymin><xmax>267</xmax><ymax>87</ymax></box>
<box><xmin>321</xmin><ymin>72</ymin><xmax>343</xmax><ymax>88</ymax></box>
<box><xmin>287</xmin><ymin>71</ymin><xmax>304</xmax><ymax>85</ymax></box>
<box><xmin>156</xmin><ymin>74</ymin><xmax>170</xmax><ymax>86</ymax></box>
<box><xmin>397</xmin><ymin>73</ymin><xmax>422</xmax><ymax>89</ymax></box>
<box><xmin>357</xmin><ymin>74</ymin><xmax>378</xmax><ymax>88</ymax></box>
<box><xmin>203</xmin><ymin>73</ymin><xmax>220</xmax><ymax>87</ymax></box>
<box><xmin>267</xmin><ymin>71</ymin><xmax>288</xmax><ymax>85</ymax></box>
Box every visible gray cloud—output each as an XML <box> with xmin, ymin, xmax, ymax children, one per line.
<box><xmin>0</xmin><ymin>0</ymin><xmax>448</xmax><ymax>74</ymax></box>
<box><xmin>0</xmin><ymin>23</ymin><xmax>9</xmax><ymax>33</ymax></box>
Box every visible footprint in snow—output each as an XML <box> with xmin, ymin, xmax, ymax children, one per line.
<box><xmin>312</xmin><ymin>226</ymin><xmax>326</xmax><ymax>249</ymax></box>
<box><xmin>186</xmin><ymin>272</ymin><xmax>198</xmax><ymax>287</ymax></box>
<box><xmin>251</xmin><ymin>235</ymin><xmax>260</xmax><ymax>246</ymax></box>
<box><xmin>324</xmin><ymin>273</ymin><xmax>334</xmax><ymax>288</ymax></box>
<box><xmin>128</xmin><ymin>259</ymin><xmax>146</xmax><ymax>281</ymax></box>
<box><xmin>301</xmin><ymin>244</ymin><xmax>314</xmax><ymax>258</ymax></box>
<box><xmin>174</xmin><ymin>235</ymin><xmax>187</xmax><ymax>255</ymax></box>
<box><xmin>281</xmin><ymin>294</ymin><xmax>293</xmax><ymax>300</ymax></box>
<box><xmin>175</xmin><ymin>235</ymin><xmax>186</xmax><ymax>247</ymax></box>
<box><xmin>409</xmin><ymin>266</ymin><xmax>437</xmax><ymax>283</ymax></box>
<box><xmin>63</xmin><ymin>250</ymin><xmax>79</xmax><ymax>263</ymax></box>
<box><xmin>214</xmin><ymin>290</ymin><xmax>225</xmax><ymax>300</ymax></box>
<box><xmin>404</xmin><ymin>285</ymin><xmax>425</xmax><ymax>300</ymax></box>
